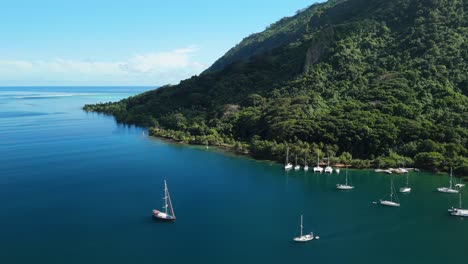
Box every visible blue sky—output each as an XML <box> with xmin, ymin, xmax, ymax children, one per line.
<box><xmin>0</xmin><ymin>0</ymin><xmax>319</xmax><ymax>86</ymax></box>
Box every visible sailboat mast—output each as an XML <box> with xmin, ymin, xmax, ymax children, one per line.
<box><xmin>300</xmin><ymin>215</ymin><xmax>303</xmax><ymax>237</ymax></box>
<box><xmin>286</xmin><ymin>146</ymin><xmax>289</xmax><ymax>165</ymax></box>
<box><xmin>345</xmin><ymin>166</ymin><xmax>348</xmax><ymax>185</ymax></box>
<box><xmin>317</xmin><ymin>152</ymin><xmax>319</xmax><ymax>166</ymax></box>
<box><xmin>164</xmin><ymin>180</ymin><xmax>168</xmax><ymax>214</ymax></box>
<box><xmin>450</xmin><ymin>167</ymin><xmax>453</xmax><ymax>189</ymax></box>
<box><xmin>390</xmin><ymin>177</ymin><xmax>394</xmax><ymax>202</ymax></box>
<box><xmin>459</xmin><ymin>192</ymin><xmax>462</xmax><ymax>208</ymax></box>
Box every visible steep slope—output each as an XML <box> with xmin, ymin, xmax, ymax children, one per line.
<box><xmin>85</xmin><ymin>0</ymin><xmax>468</xmax><ymax>174</ymax></box>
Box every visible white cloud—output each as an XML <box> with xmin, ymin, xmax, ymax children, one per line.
<box><xmin>0</xmin><ymin>47</ymin><xmax>206</xmax><ymax>86</ymax></box>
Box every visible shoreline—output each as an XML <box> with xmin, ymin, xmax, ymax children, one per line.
<box><xmin>147</xmin><ymin>132</ymin><xmax>468</xmax><ymax>181</ymax></box>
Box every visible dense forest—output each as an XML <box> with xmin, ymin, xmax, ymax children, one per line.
<box><xmin>84</xmin><ymin>0</ymin><xmax>468</xmax><ymax>175</ymax></box>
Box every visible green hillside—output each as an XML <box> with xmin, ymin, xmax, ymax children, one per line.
<box><xmin>84</xmin><ymin>0</ymin><xmax>468</xmax><ymax>175</ymax></box>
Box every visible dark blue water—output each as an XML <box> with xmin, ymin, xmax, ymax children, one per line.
<box><xmin>1</xmin><ymin>87</ymin><xmax>467</xmax><ymax>263</ymax></box>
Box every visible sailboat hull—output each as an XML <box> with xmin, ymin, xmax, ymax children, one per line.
<box><xmin>379</xmin><ymin>200</ymin><xmax>400</xmax><ymax>207</ymax></box>
<box><xmin>399</xmin><ymin>187</ymin><xmax>411</xmax><ymax>193</ymax></box>
<box><xmin>449</xmin><ymin>208</ymin><xmax>468</xmax><ymax>217</ymax></box>
<box><xmin>293</xmin><ymin>234</ymin><xmax>314</xmax><ymax>242</ymax></box>
<box><xmin>336</xmin><ymin>184</ymin><xmax>354</xmax><ymax>190</ymax></box>
<box><xmin>437</xmin><ymin>187</ymin><xmax>458</xmax><ymax>194</ymax></box>
<box><xmin>152</xmin><ymin>210</ymin><xmax>176</xmax><ymax>221</ymax></box>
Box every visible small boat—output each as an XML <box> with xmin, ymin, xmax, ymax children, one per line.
<box><xmin>294</xmin><ymin>155</ymin><xmax>301</xmax><ymax>171</ymax></box>
<box><xmin>284</xmin><ymin>146</ymin><xmax>293</xmax><ymax>171</ymax></box>
<box><xmin>399</xmin><ymin>172</ymin><xmax>411</xmax><ymax>193</ymax></box>
<box><xmin>152</xmin><ymin>180</ymin><xmax>176</xmax><ymax>221</ymax></box>
<box><xmin>293</xmin><ymin>215</ymin><xmax>315</xmax><ymax>242</ymax></box>
<box><xmin>337</xmin><ymin>166</ymin><xmax>354</xmax><ymax>190</ymax></box>
<box><xmin>398</xmin><ymin>168</ymin><xmax>409</xmax><ymax>174</ymax></box>
<box><xmin>437</xmin><ymin>167</ymin><xmax>459</xmax><ymax>194</ymax></box>
<box><xmin>313</xmin><ymin>153</ymin><xmax>323</xmax><ymax>173</ymax></box>
<box><xmin>335</xmin><ymin>168</ymin><xmax>340</xmax><ymax>174</ymax></box>
<box><xmin>379</xmin><ymin>176</ymin><xmax>400</xmax><ymax>207</ymax></box>
<box><xmin>449</xmin><ymin>188</ymin><xmax>468</xmax><ymax>217</ymax></box>
<box><xmin>324</xmin><ymin>154</ymin><xmax>333</xmax><ymax>174</ymax></box>
<box><xmin>304</xmin><ymin>154</ymin><xmax>309</xmax><ymax>171</ymax></box>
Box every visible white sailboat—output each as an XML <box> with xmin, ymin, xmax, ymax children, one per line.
<box><xmin>437</xmin><ymin>167</ymin><xmax>458</xmax><ymax>194</ymax></box>
<box><xmin>304</xmin><ymin>154</ymin><xmax>309</xmax><ymax>171</ymax></box>
<box><xmin>379</xmin><ymin>176</ymin><xmax>400</xmax><ymax>207</ymax></box>
<box><xmin>399</xmin><ymin>172</ymin><xmax>411</xmax><ymax>193</ymax></box>
<box><xmin>294</xmin><ymin>155</ymin><xmax>301</xmax><ymax>171</ymax></box>
<box><xmin>313</xmin><ymin>153</ymin><xmax>323</xmax><ymax>173</ymax></box>
<box><xmin>293</xmin><ymin>215</ymin><xmax>316</xmax><ymax>242</ymax></box>
<box><xmin>284</xmin><ymin>146</ymin><xmax>293</xmax><ymax>171</ymax></box>
<box><xmin>152</xmin><ymin>180</ymin><xmax>176</xmax><ymax>221</ymax></box>
<box><xmin>324</xmin><ymin>154</ymin><xmax>333</xmax><ymax>174</ymax></box>
<box><xmin>336</xmin><ymin>166</ymin><xmax>354</xmax><ymax>190</ymax></box>
<box><xmin>335</xmin><ymin>167</ymin><xmax>340</xmax><ymax>174</ymax></box>
<box><xmin>449</xmin><ymin>187</ymin><xmax>468</xmax><ymax>217</ymax></box>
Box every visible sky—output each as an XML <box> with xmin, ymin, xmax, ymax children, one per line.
<box><xmin>0</xmin><ymin>0</ymin><xmax>320</xmax><ymax>86</ymax></box>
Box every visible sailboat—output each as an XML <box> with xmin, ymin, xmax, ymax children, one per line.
<box><xmin>449</xmin><ymin>187</ymin><xmax>468</xmax><ymax>217</ymax></box>
<box><xmin>379</xmin><ymin>176</ymin><xmax>400</xmax><ymax>207</ymax></box>
<box><xmin>335</xmin><ymin>167</ymin><xmax>340</xmax><ymax>174</ymax></box>
<box><xmin>152</xmin><ymin>180</ymin><xmax>176</xmax><ymax>221</ymax></box>
<box><xmin>304</xmin><ymin>154</ymin><xmax>309</xmax><ymax>171</ymax></box>
<box><xmin>293</xmin><ymin>215</ymin><xmax>316</xmax><ymax>242</ymax></box>
<box><xmin>399</xmin><ymin>172</ymin><xmax>411</xmax><ymax>193</ymax></box>
<box><xmin>336</xmin><ymin>166</ymin><xmax>354</xmax><ymax>190</ymax></box>
<box><xmin>294</xmin><ymin>155</ymin><xmax>301</xmax><ymax>170</ymax></box>
<box><xmin>313</xmin><ymin>153</ymin><xmax>323</xmax><ymax>173</ymax></box>
<box><xmin>437</xmin><ymin>167</ymin><xmax>458</xmax><ymax>194</ymax></box>
<box><xmin>284</xmin><ymin>146</ymin><xmax>293</xmax><ymax>171</ymax></box>
<box><xmin>324</xmin><ymin>154</ymin><xmax>333</xmax><ymax>174</ymax></box>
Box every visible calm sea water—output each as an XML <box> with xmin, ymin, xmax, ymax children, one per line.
<box><xmin>0</xmin><ymin>87</ymin><xmax>467</xmax><ymax>264</ymax></box>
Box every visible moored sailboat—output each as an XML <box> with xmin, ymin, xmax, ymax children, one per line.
<box><xmin>293</xmin><ymin>215</ymin><xmax>316</xmax><ymax>242</ymax></box>
<box><xmin>399</xmin><ymin>172</ymin><xmax>411</xmax><ymax>193</ymax></box>
<box><xmin>437</xmin><ymin>167</ymin><xmax>458</xmax><ymax>194</ymax></box>
<box><xmin>304</xmin><ymin>154</ymin><xmax>309</xmax><ymax>171</ymax></box>
<box><xmin>336</xmin><ymin>166</ymin><xmax>354</xmax><ymax>190</ymax></box>
<box><xmin>449</xmin><ymin>187</ymin><xmax>468</xmax><ymax>217</ymax></box>
<box><xmin>284</xmin><ymin>146</ymin><xmax>293</xmax><ymax>171</ymax></box>
<box><xmin>324</xmin><ymin>154</ymin><xmax>333</xmax><ymax>174</ymax></box>
<box><xmin>152</xmin><ymin>180</ymin><xmax>176</xmax><ymax>221</ymax></box>
<box><xmin>313</xmin><ymin>152</ymin><xmax>323</xmax><ymax>173</ymax></box>
<box><xmin>294</xmin><ymin>155</ymin><xmax>301</xmax><ymax>170</ymax></box>
<box><xmin>379</xmin><ymin>176</ymin><xmax>400</xmax><ymax>207</ymax></box>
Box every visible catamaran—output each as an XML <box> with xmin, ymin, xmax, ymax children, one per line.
<box><xmin>324</xmin><ymin>154</ymin><xmax>333</xmax><ymax>174</ymax></box>
<box><xmin>336</xmin><ymin>166</ymin><xmax>354</xmax><ymax>190</ymax></box>
<box><xmin>294</xmin><ymin>155</ymin><xmax>301</xmax><ymax>170</ymax></box>
<box><xmin>284</xmin><ymin>146</ymin><xmax>293</xmax><ymax>171</ymax></box>
<box><xmin>304</xmin><ymin>154</ymin><xmax>309</xmax><ymax>171</ymax></box>
<box><xmin>152</xmin><ymin>180</ymin><xmax>176</xmax><ymax>221</ymax></box>
<box><xmin>437</xmin><ymin>167</ymin><xmax>458</xmax><ymax>194</ymax></box>
<box><xmin>379</xmin><ymin>176</ymin><xmax>400</xmax><ymax>207</ymax></box>
<box><xmin>293</xmin><ymin>215</ymin><xmax>316</xmax><ymax>242</ymax></box>
<box><xmin>313</xmin><ymin>153</ymin><xmax>323</xmax><ymax>173</ymax></box>
<box><xmin>399</xmin><ymin>172</ymin><xmax>411</xmax><ymax>193</ymax></box>
<box><xmin>449</xmin><ymin>187</ymin><xmax>468</xmax><ymax>217</ymax></box>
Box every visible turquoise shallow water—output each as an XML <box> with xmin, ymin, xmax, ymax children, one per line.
<box><xmin>0</xmin><ymin>87</ymin><xmax>467</xmax><ymax>263</ymax></box>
